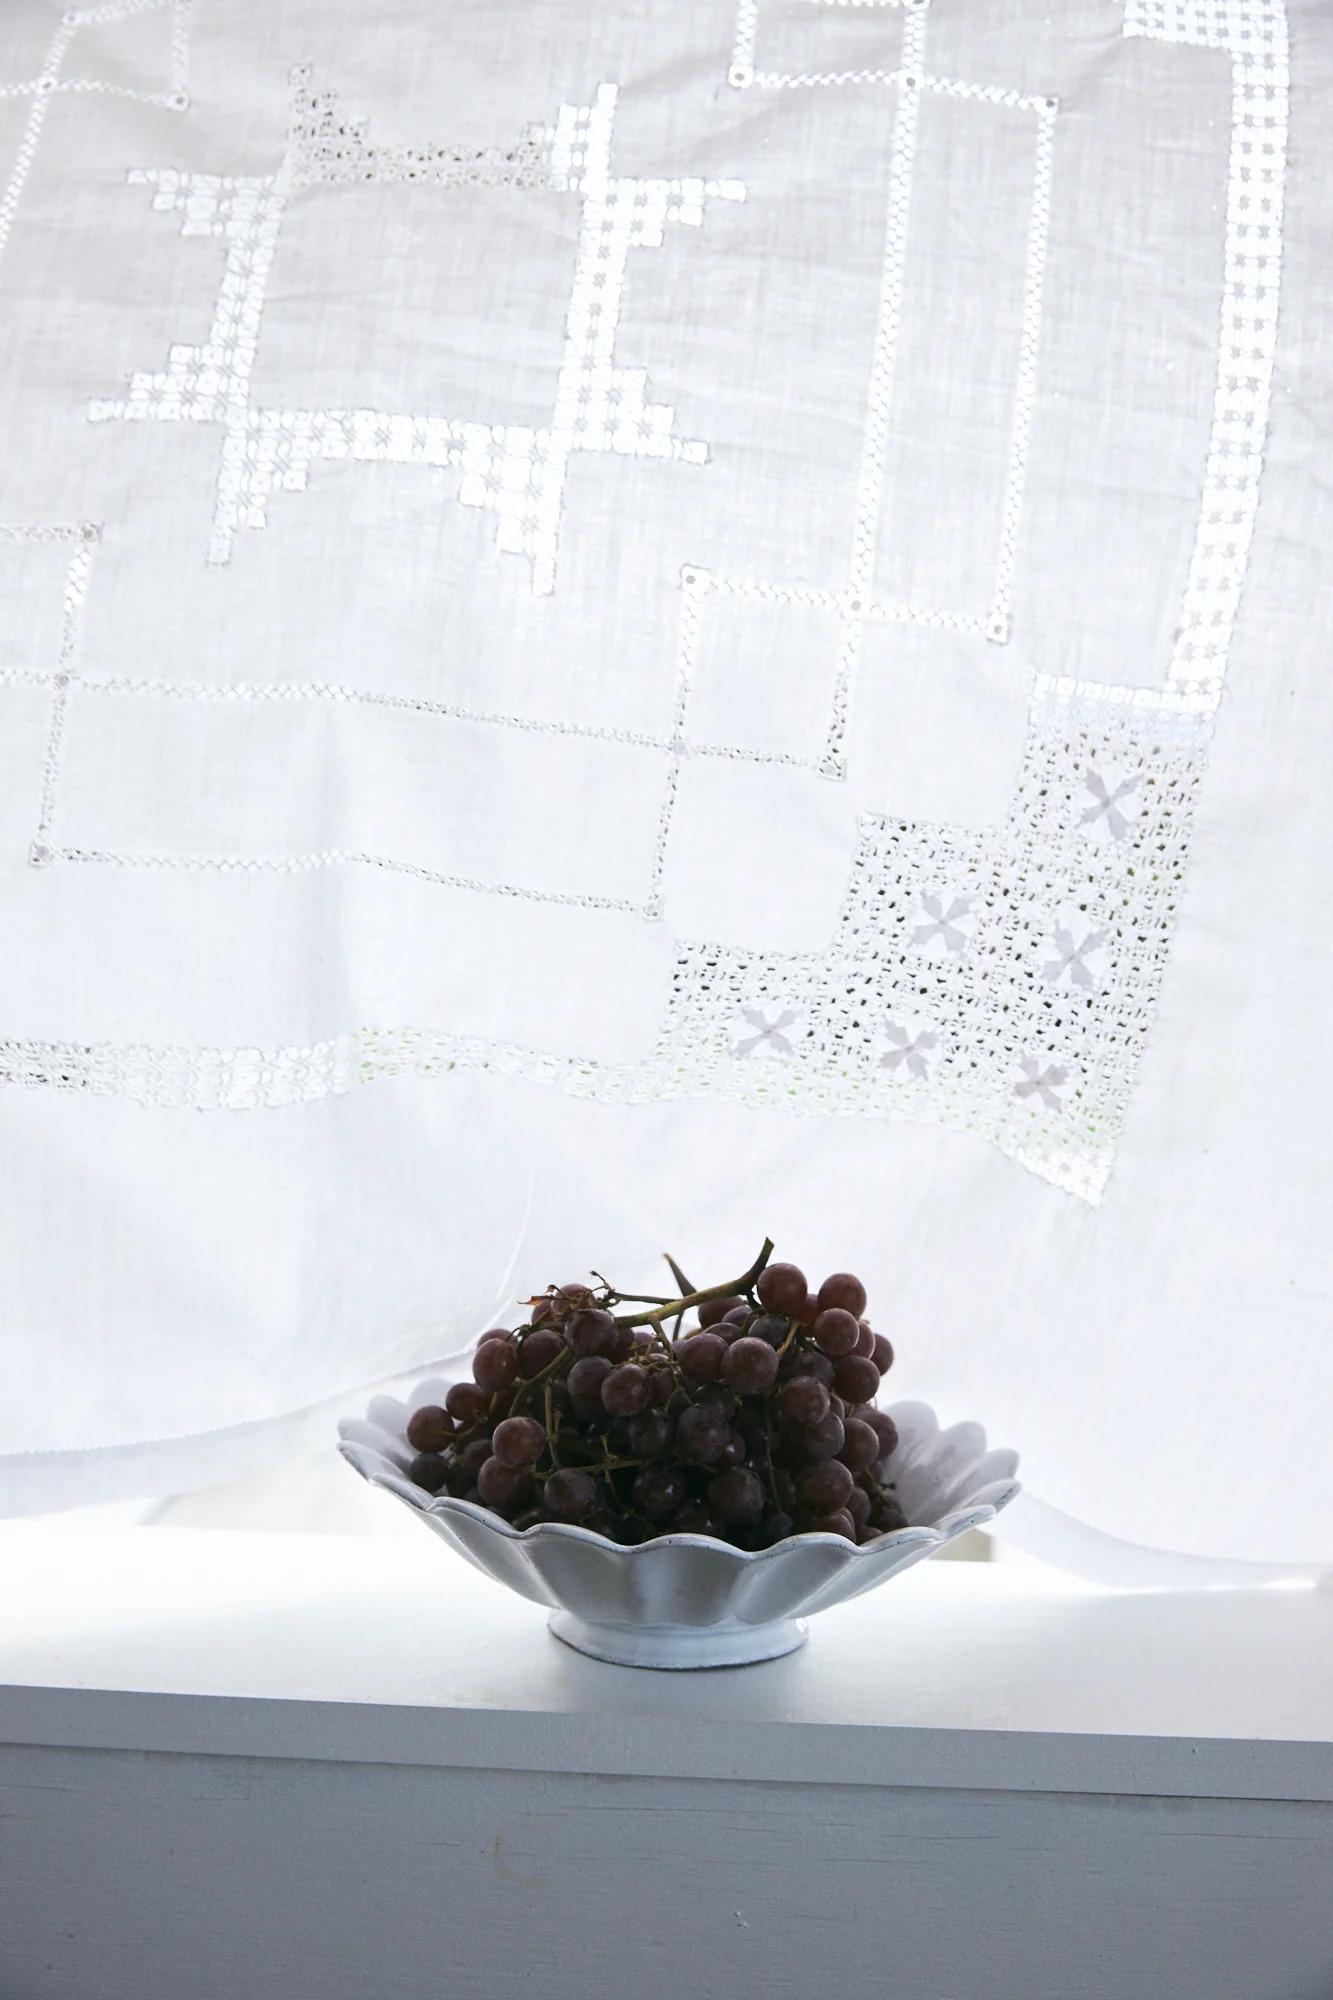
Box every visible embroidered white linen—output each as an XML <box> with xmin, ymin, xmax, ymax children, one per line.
<box><xmin>1</xmin><ymin>0</ymin><xmax>1327</xmax><ymax>1571</ymax></box>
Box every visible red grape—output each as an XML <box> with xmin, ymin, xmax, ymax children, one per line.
<box><xmin>568</xmin><ymin>1355</ymin><xmax>612</xmax><ymax>1410</ymax></box>
<box><xmin>408</xmin><ymin>1451</ymin><xmax>448</xmax><ymax>1493</ymax></box>
<box><xmin>477</xmin><ymin>1327</ymin><xmax>510</xmax><ymax>1347</ymax></box>
<box><xmin>756</xmin><ymin>1262</ymin><xmax>808</xmax><ymax>1315</ymax></box>
<box><xmin>749</xmin><ymin>1314</ymin><xmax>790</xmax><ymax>1349</ymax></box>
<box><xmin>543</xmin><ymin>1468</ymin><xmax>596</xmax><ymax>1519</ymax></box>
<box><xmin>627</xmin><ymin>1409</ymin><xmax>670</xmax><ymax>1458</ymax></box>
<box><xmin>634</xmin><ymin>1466</ymin><xmax>684</xmax><ymax>1520</ymax></box>
<box><xmin>445</xmin><ymin>1382</ymin><xmax>489</xmax><ymax>1425</ymax></box>
<box><xmin>473</xmin><ymin>1337</ymin><xmax>519</xmax><ymax>1393</ymax></box>
<box><xmin>566</xmin><ymin>1307</ymin><xmax>616</xmax><ymax>1357</ymax></box>
<box><xmin>813</xmin><ymin>1308</ymin><xmax>860</xmax><ymax>1358</ymax></box>
<box><xmin>677</xmin><ymin>1404</ymin><xmax>731</xmax><ymax>1463</ymax></box>
<box><xmin>723</xmin><ymin>1302</ymin><xmax>753</xmax><ymax>1325</ymax></box>
<box><xmin>762</xmin><ymin>1512</ymin><xmax>795</xmax><ymax>1546</ymax></box>
<box><xmin>865</xmin><ymin>1409</ymin><xmax>900</xmax><ymax>1461</ymax></box>
<box><xmin>722</xmin><ymin>1336</ymin><xmax>779</xmax><ymax>1395</ymax></box>
<box><xmin>800</xmin><ymin>1412</ymin><xmax>845</xmax><ymax>1461</ymax></box>
<box><xmin>673</xmin><ymin>1501</ymin><xmax>716</xmax><ymax>1534</ymax></box>
<box><xmin>838</xmin><ymin>1417</ymin><xmax>880</xmax><ymax>1473</ymax></box>
<box><xmin>602</xmin><ymin>1363</ymin><xmax>651</xmax><ymax>1416</ymax></box>
<box><xmin>695</xmin><ymin>1381</ymin><xmax>735</xmax><ymax>1414</ymax></box>
<box><xmin>491</xmin><ymin>1416</ymin><xmax>545</xmax><ymax>1468</ymax></box>
<box><xmin>854</xmin><ymin>1320</ymin><xmax>876</xmax><ymax>1358</ymax></box>
<box><xmin>477</xmin><ymin>1457</ymin><xmax>532</xmax><ymax>1511</ymax></box>
<box><xmin>717</xmin><ymin>1430</ymin><xmax>748</xmax><ymax>1468</ymax></box>
<box><xmin>517</xmin><ymin>1326</ymin><xmax>564</xmax><ymax>1378</ymax></box>
<box><xmin>455</xmin><ymin>1437</ymin><xmax>492</xmax><ymax>1479</ymax></box>
<box><xmin>833</xmin><ymin>1354</ymin><xmax>880</xmax><ymax>1404</ymax></box>
<box><xmin>846</xmin><ymin>1485</ymin><xmax>872</xmax><ymax>1531</ymax></box>
<box><xmin>406</xmin><ymin>1405</ymin><xmax>453</xmax><ymax>1453</ymax></box>
<box><xmin>709</xmin><ymin>1468</ymin><xmax>765</xmax><ymax>1523</ymax></box>
<box><xmin>798</xmin><ymin>1458</ymin><xmax>854</xmax><ymax>1513</ymax></box>
<box><xmin>817</xmin><ymin>1272</ymin><xmax>868</xmax><ymax>1318</ymax></box>
<box><xmin>677</xmin><ymin>1332</ymin><xmax>726</xmax><ymax>1383</ymax></box>
<box><xmin>873</xmin><ymin>1333</ymin><xmax>895</xmax><ymax>1375</ymax></box>
<box><xmin>785</xmin><ymin>1348</ymin><xmax>834</xmax><ymax>1386</ymax></box>
<box><xmin>796</xmin><ymin>1292</ymin><xmax>821</xmax><ymax>1326</ymax></box>
<box><xmin>808</xmin><ymin>1508</ymin><xmax>856</xmax><ymax>1540</ymax></box>
<box><xmin>779</xmin><ymin>1376</ymin><xmax>830</xmax><ymax>1427</ymax></box>
<box><xmin>699</xmin><ymin>1294</ymin><xmax>747</xmax><ymax>1327</ymax></box>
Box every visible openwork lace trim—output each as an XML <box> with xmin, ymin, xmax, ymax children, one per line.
<box><xmin>0</xmin><ymin>683</ymin><xmax>1207</xmax><ymax>1204</ymax></box>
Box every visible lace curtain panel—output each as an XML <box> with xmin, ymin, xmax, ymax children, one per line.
<box><xmin>1</xmin><ymin>0</ymin><xmax>1328</xmax><ymax>1575</ymax></box>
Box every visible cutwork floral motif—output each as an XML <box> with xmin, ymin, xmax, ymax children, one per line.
<box><xmin>910</xmin><ymin>893</ymin><xmax>977</xmax><ymax>956</ymax></box>
<box><xmin>731</xmin><ymin>1007</ymin><xmax>801</xmax><ymax>1058</ymax></box>
<box><xmin>1041</xmin><ymin>923</ymin><xmax>1109</xmax><ymax>992</ymax></box>
<box><xmin>1079</xmin><ymin>767</ymin><xmax>1141</xmax><ymax>842</ymax></box>
<box><xmin>1013</xmin><ymin>1055</ymin><xmax>1070</xmax><ymax>1110</ymax></box>
<box><xmin>880</xmin><ymin>1020</ymin><xmax>940</xmax><ymax>1080</ymax></box>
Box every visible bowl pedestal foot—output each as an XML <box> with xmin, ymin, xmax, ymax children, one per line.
<box><xmin>547</xmin><ymin>1610</ymin><xmax>808</xmax><ymax>1670</ymax></box>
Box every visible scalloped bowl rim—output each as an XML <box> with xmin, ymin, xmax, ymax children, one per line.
<box><xmin>337</xmin><ymin>1394</ymin><xmax>1022</xmax><ymax>1564</ymax></box>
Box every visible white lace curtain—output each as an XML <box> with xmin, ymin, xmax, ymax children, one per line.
<box><xmin>2</xmin><ymin>0</ymin><xmax>1328</xmax><ymax>1581</ymax></box>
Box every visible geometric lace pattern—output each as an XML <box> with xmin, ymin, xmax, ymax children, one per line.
<box><xmin>0</xmin><ymin>0</ymin><xmax>1290</xmax><ymax>1205</ymax></box>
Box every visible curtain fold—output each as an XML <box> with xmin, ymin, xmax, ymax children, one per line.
<box><xmin>2</xmin><ymin>0</ymin><xmax>1328</xmax><ymax>1578</ymax></box>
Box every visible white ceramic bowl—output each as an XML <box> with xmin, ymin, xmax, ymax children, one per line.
<box><xmin>338</xmin><ymin>1388</ymin><xmax>1020</xmax><ymax>1669</ymax></box>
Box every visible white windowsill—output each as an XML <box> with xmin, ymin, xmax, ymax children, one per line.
<box><xmin>1</xmin><ymin>1523</ymin><xmax>1330</xmax><ymax>1803</ymax></box>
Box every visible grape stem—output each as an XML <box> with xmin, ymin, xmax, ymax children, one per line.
<box><xmin>613</xmin><ymin>1238</ymin><xmax>775</xmax><ymax>1331</ymax></box>
<box><xmin>589</xmin><ymin>1270</ymin><xmax>677</xmax><ymax>1306</ymax></box>
<box><xmin>662</xmin><ymin>1253</ymin><xmax>696</xmax><ymax>1297</ymax></box>
<box><xmin>762</xmin><ymin>1401</ymin><xmax>779</xmax><ymax>1511</ymax></box>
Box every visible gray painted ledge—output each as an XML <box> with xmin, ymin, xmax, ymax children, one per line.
<box><xmin>1</xmin><ymin>1523</ymin><xmax>1330</xmax><ymax>1803</ymax></box>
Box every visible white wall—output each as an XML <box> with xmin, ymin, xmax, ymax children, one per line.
<box><xmin>3</xmin><ymin>1745</ymin><xmax>1333</xmax><ymax>2000</ymax></box>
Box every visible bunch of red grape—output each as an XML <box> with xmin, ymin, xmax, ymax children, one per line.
<box><xmin>405</xmin><ymin>1244</ymin><xmax>905</xmax><ymax>1548</ymax></box>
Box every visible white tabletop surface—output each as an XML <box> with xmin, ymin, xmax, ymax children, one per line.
<box><xmin>1</xmin><ymin>1523</ymin><xmax>1330</xmax><ymax>1801</ymax></box>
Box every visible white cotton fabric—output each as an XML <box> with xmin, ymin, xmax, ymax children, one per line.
<box><xmin>0</xmin><ymin>0</ymin><xmax>1328</xmax><ymax>1574</ymax></box>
